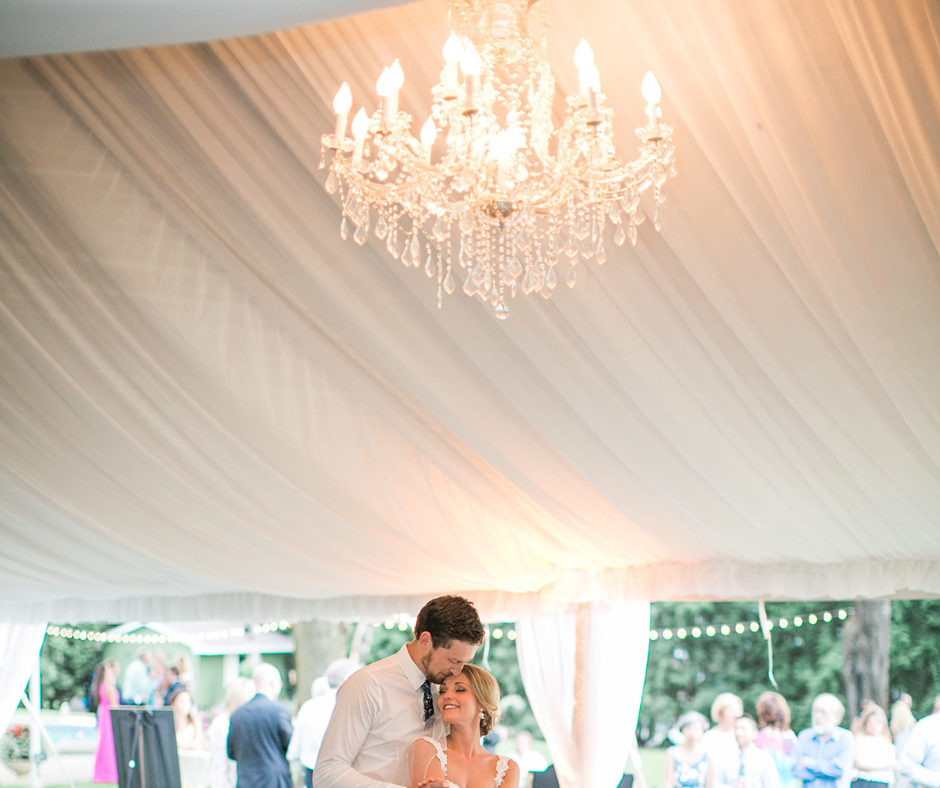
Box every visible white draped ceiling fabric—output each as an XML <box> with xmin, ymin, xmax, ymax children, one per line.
<box><xmin>1</xmin><ymin>0</ymin><xmax>940</xmax><ymax>625</ymax></box>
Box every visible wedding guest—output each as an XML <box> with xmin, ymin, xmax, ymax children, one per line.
<box><xmin>170</xmin><ymin>687</ymin><xmax>205</xmax><ymax>750</ymax></box>
<box><xmin>705</xmin><ymin>694</ymin><xmax>746</xmax><ymax>782</ymax></box>
<box><xmin>666</xmin><ymin>711</ymin><xmax>710</xmax><ymax>788</ymax></box>
<box><xmin>792</xmin><ymin>694</ymin><xmax>854</xmax><ymax>788</ymax></box>
<box><xmin>852</xmin><ymin>704</ymin><xmax>896</xmax><ymax>788</ymax></box>
<box><xmin>209</xmin><ymin>677</ymin><xmax>257</xmax><ymax>788</ymax></box>
<box><xmin>711</xmin><ymin>715</ymin><xmax>779</xmax><ymax>788</ymax></box>
<box><xmin>91</xmin><ymin>662</ymin><xmax>120</xmax><ymax>784</ymax></box>
<box><xmin>123</xmin><ymin>649</ymin><xmax>156</xmax><ymax>706</ymax></box>
<box><xmin>506</xmin><ymin>732</ymin><xmax>548</xmax><ymax>788</ymax></box>
<box><xmin>228</xmin><ymin>663</ymin><xmax>293</xmax><ymax>788</ymax></box>
<box><xmin>288</xmin><ymin>660</ymin><xmax>360</xmax><ymax>788</ymax></box>
<box><xmin>898</xmin><ymin>706</ymin><xmax>940</xmax><ymax>788</ymax></box>
<box><xmin>890</xmin><ymin>699</ymin><xmax>916</xmax><ymax>760</ymax></box>
<box><xmin>756</xmin><ymin>692</ymin><xmax>799</xmax><ymax>788</ymax></box>
<box><xmin>314</xmin><ymin>595</ymin><xmax>485</xmax><ymax>788</ymax></box>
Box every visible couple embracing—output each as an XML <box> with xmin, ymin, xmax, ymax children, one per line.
<box><xmin>314</xmin><ymin>596</ymin><xmax>520</xmax><ymax>788</ymax></box>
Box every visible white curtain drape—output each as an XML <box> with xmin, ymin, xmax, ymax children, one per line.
<box><xmin>516</xmin><ymin>602</ymin><xmax>651</xmax><ymax>788</ymax></box>
<box><xmin>0</xmin><ymin>623</ymin><xmax>46</xmax><ymax>734</ymax></box>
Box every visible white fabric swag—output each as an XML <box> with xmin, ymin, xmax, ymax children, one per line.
<box><xmin>1</xmin><ymin>0</ymin><xmax>940</xmax><ymax>626</ymax></box>
<box><xmin>517</xmin><ymin>602</ymin><xmax>651</xmax><ymax>788</ymax></box>
<box><xmin>0</xmin><ymin>623</ymin><xmax>46</xmax><ymax>736</ymax></box>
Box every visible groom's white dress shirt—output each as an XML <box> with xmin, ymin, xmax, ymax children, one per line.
<box><xmin>314</xmin><ymin>645</ymin><xmax>430</xmax><ymax>788</ymax></box>
<box><xmin>713</xmin><ymin>745</ymin><xmax>780</xmax><ymax>788</ymax></box>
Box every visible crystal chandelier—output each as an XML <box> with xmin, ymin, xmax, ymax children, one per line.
<box><xmin>320</xmin><ymin>0</ymin><xmax>676</xmax><ymax>318</ymax></box>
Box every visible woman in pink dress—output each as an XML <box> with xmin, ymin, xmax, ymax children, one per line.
<box><xmin>92</xmin><ymin>661</ymin><xmax>120</xmax><ymax>783</ymax></box>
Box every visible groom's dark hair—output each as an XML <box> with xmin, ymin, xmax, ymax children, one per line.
<box><xmin>415</xmin><ymin>595</ymin><xmax>485</xmax><ymax>648</ymax></box>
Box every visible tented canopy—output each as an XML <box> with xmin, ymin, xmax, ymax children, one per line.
<box><xmin>1</xmin><ymin>0</ymin><xmax>939</xmax><ymax>624</ymax></box>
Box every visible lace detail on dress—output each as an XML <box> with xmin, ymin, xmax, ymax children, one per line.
<box><xmin>420</xmin><ymin>737</ymin><xmax>506</xmax><ymax>788</ymax></box>
<box><xmin>420</xmin><ymin>736</ymin><xmax>448</xmax><ymax>773</ymax></box>
<box><xmin>495</xmin><ymin>755</ymin><xmax>510</xmax><ymax>788</ymax></box>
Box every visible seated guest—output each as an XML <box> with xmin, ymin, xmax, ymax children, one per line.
<box><xmin>792</xmin><ymin>695</ymin><xmax>854</xmax><ymax>788</ymax></box>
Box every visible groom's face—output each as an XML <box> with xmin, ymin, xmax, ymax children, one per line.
<box><xmin>419</xmin><ymin>638</ymin><xmax>478</xmax><ymax>684</ymax></box>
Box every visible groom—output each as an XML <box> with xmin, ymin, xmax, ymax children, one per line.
<box><xmin>313</xmin><ymin>595</ymin><xmax>486</xmax><ymax>788</ymax></box>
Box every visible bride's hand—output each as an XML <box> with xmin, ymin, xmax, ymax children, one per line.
<box><xmin>415</xmin><ymin>780</ymin><xmax>448</xmax><ymax>788</ymax></box>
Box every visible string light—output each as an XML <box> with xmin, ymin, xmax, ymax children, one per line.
<box><xmin>45</xmin><ymin>621</ymin><xmax>289</xmax><ymax>644</ymax></box>
<box><xmin>647</xmin><ymin>607</ymin><xmax>852</xmax><ymax>641</ymax></box>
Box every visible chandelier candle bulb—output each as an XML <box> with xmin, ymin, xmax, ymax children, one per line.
<box><xmin>332</xmin><ymin>82</ymin><xmax>353</xmax><ymax>142</ymax></box>
<box><xmin>351</xmin><ymin>107</ymin><xmax>369</xmax><ymax>166</ymax></box>
<box><xmin>420</xmin><ymin>117</ymin><xmax>437</xmax><ymax>162</ymax></box>
<box><xmin>573</xmin><ymin>39</ymin><xmax>596</xmax><ymax>97</ymax></box>
<box><xmin>388</xmin><ymin>59</ymin><xmax>404</xmax><ymax>119</ymax></box>
<box><xmin>460</xmin><ymin>41</ymin><xmax>482</xmax><ymax>111</ymax></box>
<box><xmin>641</xmin><ymin>71</ymin><xmax>662</xmax><ymax>124</ymax></box>
<box><xmin>442</xmin><ymin>32</ymin><xmax>463</xmax><ymax>98</ymax></box>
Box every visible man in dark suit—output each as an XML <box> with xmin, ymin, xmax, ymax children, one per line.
<box><xmin>228</xmin><ymin>663</ymin><xmax>293</xmax><ymax>788</ymax></box>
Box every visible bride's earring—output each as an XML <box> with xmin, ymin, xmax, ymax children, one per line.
<box><xmin>479</xmin><ymin>710</ymin><xmax>485</xmax><ymax>719</ymax></box>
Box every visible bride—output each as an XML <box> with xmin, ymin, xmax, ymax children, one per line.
<box><xmin>410</xmin><ymin>664</ymin><xmax>521</xmax><ymax>788</ymax></box>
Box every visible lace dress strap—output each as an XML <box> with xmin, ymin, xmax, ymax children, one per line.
<box><xmin>495</xmin><ymin>755</ymin><xmax>510</xmax><ymax>788</ymax></box>
<box><xmin>418</xmin><ymin>736</ymin><xmax>448</xmax><ymax>775</ymax></box>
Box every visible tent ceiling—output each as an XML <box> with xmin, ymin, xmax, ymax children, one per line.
<box><xmin>1</xmin><ymin>0</ymin><xmax>939</xmax><ymax>623</ymax></box>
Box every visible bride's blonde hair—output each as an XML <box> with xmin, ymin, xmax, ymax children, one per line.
<box><xmin>460</xmin><ymin>664</ymin><xmax>500</xmax><ymax>736</ymax></box>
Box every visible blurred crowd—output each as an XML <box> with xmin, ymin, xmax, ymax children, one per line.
<box><xmin>664</xmin><ymin>689</ymin><xmax>940</xmax><ymax>788</ymax></box>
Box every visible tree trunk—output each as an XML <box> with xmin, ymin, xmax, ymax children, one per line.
<box><xmin>842</xmin><ymin>600</ymin><xmax>891</xmax><ymax>722</ymax></box>
<box><xmin>292</xmin><ymin>620</ymin><xmax>354</xmax><ymax>707</ymax></box>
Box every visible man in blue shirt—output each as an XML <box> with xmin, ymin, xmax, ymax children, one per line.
<box><xmin>792</xmin><ymin>694</ymin><xmax>854</xmax><ymax>788</ymax></box>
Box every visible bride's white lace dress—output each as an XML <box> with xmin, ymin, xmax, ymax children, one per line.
<box><xmin>415</xmin><ymin>736</ymin><xmax>511</xmax><ymax>788</ymax></box>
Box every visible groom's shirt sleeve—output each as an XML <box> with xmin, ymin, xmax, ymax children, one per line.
<box><xmin>313</xmin><ymin>669</ymin><xmax>402</xmax><ymax>788</ymax></box>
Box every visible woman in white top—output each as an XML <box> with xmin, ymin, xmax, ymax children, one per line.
<box><xmin>702</xmin><ymin>693</ymin><xmax>744</xmax><ymax>783</ymax></box>
<box><xmin>853</xmin><ymin>704</ymin><xmax>897</xmax><ymax>788</ymax></box>
<box><xmin>410</xmin><ymin>664</ymin><xmax>520</xmax><ymax>788</ymax></box>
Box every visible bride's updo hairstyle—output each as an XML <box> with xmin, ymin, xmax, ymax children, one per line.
<box><xmin>460</xmin><ymin>664</ymin><xmax>500</xmax><ymax>736</ymax></box>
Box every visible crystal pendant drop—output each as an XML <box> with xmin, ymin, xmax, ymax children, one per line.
<box><xmin>353</xmin><ymin>225</ymin><xmax>368</xmax><ymax>245</ymax></box>
<box><xmin>433</xmin><ymin>217</ymin><xmax>447</xmax><ymax>242</ymax></box>
<box><xmin>546</xmin><ymin>266</ymin><xmax>557</xmax><ymax>290</ymax></box>
<box><xmin>325</xmin><ymin>170</ymin><xmax>338</xmax><ymax>194</ymax></box>
<box><xmin>401</xmin><ymin>238</ymin><xmax>413</xmax><ymax>267</ymax></box>
<box><xmin>628</xmin><ymin>222</ymin><xmax>638</xmax><ymax>246</ymax></box>
<box><xmin>375</xmin><ymin>216</ymin><xmax>389</xmax><ymax>239</ymax></box>
<box><xmin>437</xmin><ymin>285</ymin><xmax>443</xmax><ymax>308</ymax></box>
<box><xmin>387</xmin><ymin>231</ymin><xmax>399</xmax><ymax>259</ymax></box>
<box><xmin>410</xmin><ymin>235</ymin><xmax>422</xmax><ymax>267</ymax></box>
<box><xmin>566</xmin><ymin>266</ymin><xmax>577</xmax><ymax>288</ymax></box>
<box><xmin>494</xmin><ymin>302</ymin><xmax>510</xmax><ymax>320</ymax></box>
<box><xmin>459</xmin><ymin>245</ymin><xmax>472</xmax><ymax>269</ymax></box>
<box><xmin>443</xmin><ymin>270</ymin><xmax>456</xmax><ymax>294</ymax></box>
<box><xmin>596</xmin><ymin>239</ymin><xmax>607</xmax><ymax>265</ymax></box>
<box><xmin>425</xmin><ymin>253</ymin><xmax>435</xmax><ymax>278</ymax></box>
<box><xmin>580</xmin><ymin>236</ymin><xmax>594</xmax><ymax>259</ymax></box>
<box><xmin>340</xmin><ymin>216</ymin><xmax>349</xmax><ymax>240</ymax></box>
<box><xmin>653</xmin><ymin>209</ymin><xmax>661</xmax><ymax>232</ymax></box>
<box><xmin>510</xmin><ymin>280</ymin><xmax>518</xmax><ymax>298</ymax></box>
<box><xmin>614</xmin><ymin>224</ymin><xmax>627</xmax><ymax>246</ymax></box>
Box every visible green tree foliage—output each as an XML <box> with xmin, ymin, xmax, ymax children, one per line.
<box><xmin>639</xmin><ymin>601</ymin><xmax>849</xmax><ymax>743</ymax></box>
<box><xmin>888</xmin><ymin>600</ymin><xmax>940</xmax><ymax>719</ymax></box>
<box><xmin>40</xmin><ymin>624</ymin><xmax>110</xmax><ymax>709</ymax></box>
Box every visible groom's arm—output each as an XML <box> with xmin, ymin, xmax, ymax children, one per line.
<box><xmin>313</xmin><ymin>671</ymin><xmax>401</xmax><ymax>788</ymax></box>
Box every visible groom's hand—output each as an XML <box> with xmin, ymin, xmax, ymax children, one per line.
<box><xmin>415</xmin><ymin>780</ymin><xmax>448</xmax><ymax>788</ymax></box>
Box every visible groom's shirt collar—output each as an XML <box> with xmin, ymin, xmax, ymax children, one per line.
<box><xmin>396</xmin><ymin>643</ymin><xmax>428</xmax><ymax>691</ymax></box>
